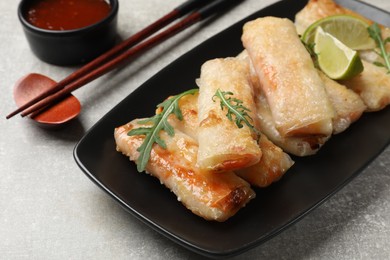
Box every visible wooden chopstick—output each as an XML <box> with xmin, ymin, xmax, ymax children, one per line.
<box><xmin>6</xmin><ymin>0</ymin><xmax>221</xmax><ymax>119</ymax></box>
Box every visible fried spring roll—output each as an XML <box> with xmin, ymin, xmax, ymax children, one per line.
<box><xmin>239</xmin><ymin>51</ymin><xmax>327</xmax><ymax>155</ymax></box>
<box><xmin>238</xmin><ymin>50</ymin><xmax>364</xmax><ymax>152</ymax></box>
<box><xmin>115</xmin><ymin>121</ymin><xmax>255</xmax><ymax>222</ymax></box>
<box><xmin>318</xmin><ymin>71</ymin><xmax>366</xmax><ymax>133</ymax></box>
<box><xmin>255</xmin><ymin>92</ymin><xmax>330</xmax><ymax>156</ymax></box>
<box><xmin>242</xmin><ymin>17</ymin><xmax>334</xmax><ymax>138</ymax></box>
<box><xmin>196</xmin><ymin>58</ymin><xmax>262</xmax><ymax>172</ymax></box>
<box><xmin>340</xmin><ymin>60</ymin><xmax>390</xmax><ymax>111</ymax></box>
<box><xmin>168</xmin><ymin>89</ymin><xmax>294</xmax><ymax>187</ymax></box>
<box><xmin>235</xmin><ymin>134</ymin><xmax>294</xmax><ymax>187</ymax></box>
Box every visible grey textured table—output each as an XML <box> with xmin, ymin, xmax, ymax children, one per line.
<box><xmin>1</xmin><ymin>0</ymin><xmax>389</xmax><ymax>259</ymax></box>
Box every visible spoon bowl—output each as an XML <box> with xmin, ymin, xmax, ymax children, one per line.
<box><xmin>13</xmin><ymin>73</ymin><xmax>81</xmax><ymax>128</ymax></box>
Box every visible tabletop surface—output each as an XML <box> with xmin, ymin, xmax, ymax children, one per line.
<box><xmin>1</xmin><ymin>0</ymin><xmax>389</xmax><ymax>259</ymax></box>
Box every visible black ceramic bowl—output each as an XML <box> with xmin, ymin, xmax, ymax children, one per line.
<box><xmin>18</xmin><ymin>0</ymin><xmax>119</xmax><ymax>66</ymax></box>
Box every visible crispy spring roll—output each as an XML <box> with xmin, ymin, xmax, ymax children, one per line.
<box><xmin>168</xmin><ymin>89</ymin><xmax>294</xmax><ymax>187</ymax></box>
<box><xmin>239</xmin><ymin>51</ymin><xmax>328</xmax><ymax>154</ymax></box>
<box><xmin>255</xmin><ymin>92</ymin><xmax>330</xmax><ymax>156</ymax></box>
<box><xmin>239</xmin><ymin>50</ymin><xmax>366</xmax><ymax>134</ymax></box>
<box><xmin>238</xmin><ymin>50</ymin><xmax>327</xmax><ymax>155</ymax></box>
<box><xmin>242</xmin><ymin>17</ymin><xmax>335</xmax><ymax>138</ymax></box>
<box><xmin>318</xmin><ymin>71</ymin><xmax>366</xmax><ymax>133</ymax></box>
<box><xmin>196</xmin><ymin>58</ymin><xmax>262</xmax><ymax>172</ymax></box>
<box><xmin>235</xmin><ymin>134</ymin><xmax>294</xmax><ymax>187</ymax></box>
<box><xmin>340</xmin><ymin>60</ymin><xmax>390</xmax><ymax>111</ymax></box>
<box><xmin>115</xmin><ymin>121</ymin><xmax>255</xmax><ymax>222</ymax></box>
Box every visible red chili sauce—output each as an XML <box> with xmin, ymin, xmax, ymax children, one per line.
<box><xmin>25</xmin><ymin>0</ymin><xmax>112</xmax><ymax>31</ymax></box>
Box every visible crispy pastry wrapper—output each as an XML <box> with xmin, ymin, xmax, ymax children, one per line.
<box><xmin>242</xmin><ymin>17</ymin><xmax>335</xmax><ymax>138</ymax></box>
<box><xmin>317</xmin><ymin>70</ymin><xmax>366</xmax><ymax>133</ymax></box>
<box><xmin>235</xmin><ymin>134</ymin><xmax>294</xmax><ymax>187</ymax></box>
<box><xmin>254</xmin><ymin>92</ymin><xmax>330</xmax><ymax>156</ymax></box>
<box><xmin>115</xmin><ymin>121</ymin><xmax>255</xmax><ymax>222</ymax></box>
<box><xmin>196</xmin><ymin>58</ymin><xmax>262</xmax><ymax>172</ymax></box>
<box><xmin>238</xmin><ymin>50</ymin><xmax>365</xmax><ymax>153</ymax></box>
<box><xmin>340</xmin><ymin>61</ymin><xmax>390</xmax><ymax>112</ymax></box>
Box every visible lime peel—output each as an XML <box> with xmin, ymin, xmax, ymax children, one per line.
<box><xmin>302</xmin><ymin>14</ymin><xmax>376</xmax><ymax>50</ymax></box>
<box><xmin>314</xmin><ymin>27</ymin><xmax>364</xmax><ymax>80</ymax></box>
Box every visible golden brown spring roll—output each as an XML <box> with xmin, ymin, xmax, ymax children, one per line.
<box><xmin>340</xmin><ymin>60</ymin><xmax>390</xmax><ymax>111</ymax></box>
<box><xmin>239</xmin><ymin>50</ymin><xmax>365</xmax><ymax>135</ymax></box>
<box><xmin>235</xmin><ymin>134</ymin><xmax>294</xmax><ymax>187</ymax></box>
<box><xmin>255</xmin><ymin>92</ymin><xmax>330</xmax><ymax>156</ymax></box>
<box><xmin>237</xmin><ymin>50</ymin><xmax>328</xmax><ymax>155</ymax></box>
<box><xmin>318</xmin><ymin>71</ymin><xmax>366</xmax><ymax>133</ymax></box>
<box><xmin>196</xmin><ymin>58</ymin><xmax>262</xmax><ymax>172</ymax></box>
<box><xmin>115</xmin><ymin>120</ymin><xmax>255</xmax><ymax>222</ymax></box>
<box><xmin>168</xmin><ymin>89</ymin><xmax>294</xmax><ymax>187</ymax></box>
<box><xmin>242</xmin><ymin>17</ymin><xmax>334</xmax><ymax>138</ymax></box>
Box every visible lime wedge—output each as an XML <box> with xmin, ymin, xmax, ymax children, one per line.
<box><xmin>314</xmin><ymin>27</ymin><xmax>364</xmax><ymax>80</ymax></box>
<box><xmin>302</xmin><ymin>15</ymin><xmax>375</xmax><ymax>50</ymax></box>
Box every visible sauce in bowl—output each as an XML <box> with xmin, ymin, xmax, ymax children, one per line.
<box><xmin>25</xmin><ymin>0</ymin><xmax>112</xmax><ymax>31</ymax></box>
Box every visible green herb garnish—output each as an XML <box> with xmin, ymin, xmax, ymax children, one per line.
<box><xmin>212</xmin><ymin>89</ymin><xmax>260</xmax><ymax>138</ymax></box>
<box><xmin>128</xmin><ymin>88</ymin><xmax>198</xmax><ymax>172</ymax></box>
<box><xmin>368</xmin><ymin>23</ymin><xmax>390</xmax><ymax>73</ymax></box>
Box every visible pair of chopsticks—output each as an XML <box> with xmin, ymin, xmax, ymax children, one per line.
<box><xmin>6</xmin><ymin>0</ymin><xmax>242</xmax><ymax>120</ymax></box>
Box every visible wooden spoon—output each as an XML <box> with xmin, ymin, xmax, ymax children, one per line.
<box><xmin>13</xmin><ymin>73</ymin><xmax>81</xmax><ymax>128</ymax></box>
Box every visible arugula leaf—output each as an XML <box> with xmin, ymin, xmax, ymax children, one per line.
<box><xmin>128</xmin><ymin>88</ymin><xmax>198</xmax><ymax>172</ymax></box>
<box><xmin>212</xmin><ymin>89</ymin><xmax>260</xmax><ymax>138</ymax></box>
<box><xmin>368</xmin><ymin>23</ymin><xmax>390</xmax><ymax>73</ymax></box>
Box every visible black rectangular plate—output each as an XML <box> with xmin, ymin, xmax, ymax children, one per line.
<box><xmin>74</xmin><ymin>0</ymin><xmax>390</xmax><ymax>258</ymax></box>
